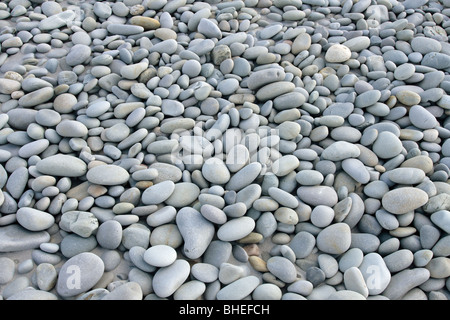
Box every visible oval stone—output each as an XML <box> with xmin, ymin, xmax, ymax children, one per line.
<box><xmin>86</xmin><ymin>165</ymin><xmax>130</xmax><ymax>186</ymax></box>
<box><xmin>143</xmin><ymin>245</ymin><xmax>177</xmax><ymax>267</ymax></box>
<box><xmin>56</xmin><ymin>252</ymin><xmax>104</xmax><ymax>298</ymax></box>
<box><xmin>16</xmin><ymin>207</ymin><xmax>55</xmax><ymax>232</ymax></box>
<box><xmin>36</xmin><ymin>154</ymin><xmax>87</xmax><ymax>177</ymax></box>
<box><xmin>141</xmin><ymin>180</ymin><xmax>175</xmax><ymax>205</ymax></box>
<box><xmin>316</xmin><ymin>223</ymin><xmax>352</xmax><ymax>255</ymax></box>
<box><xmin>217</xmin><ymin>217</ymin><xmax>255</xmax><ymax>242</ymax></box>
<box><xmin>202</xmin><ymin>157</ymin><xmax>231</xmax><ymax>185</ymax></box>
<box><xmin>297</xmin><ymin>186</ymin><xmax>338</xmax><ymax>207</ymax></box>
<box><xmin>382</xmin><ymin>187</ymin><xmax>429</xmax><ymax>215</ymax></box>
<box><xmin>216</xmin><ymin>275</ymin><xmax>260</xmax><ymax>300</ymax></box>
<box><xmin>152</xmin><ymin>259</ymin><xmax>190</xmax><ymax>298</ymax></box>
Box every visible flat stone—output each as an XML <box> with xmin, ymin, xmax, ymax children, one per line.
<box><xmin>382</xmin><ymin>187</ymin><xmax>429</xmax><ymax>215</ymax></box>
<box><xmin>411</xmin><ymin>37</ymin><xmax>442</xmax><ymax>54</ymax></box>
<box><xmin>18</xmin><ymin>87</ymin><xmax>54</xmax><ymax>107</ymax></box>
<box><xmin>141</xmin><ymin>180</ymin><xmax>175</xmax><ymax>205</ymax></box>
<box><xmin>129</xmin><ymin>16</ymin><xmax>160</xmax><ymax>30</ymax></box>
<box><xmin>56</xmin><ymin>252</ymin><xmax>104</xmax><ymax>298</ymax></box>
<box><xmin>86</xmin><ymin>165</ymin><xmax>130</xmax><ymax>186</ymax></box>
<box><xmin>341</xmin><ymin>158</ymin><xmax>370</xmax><ymax>184</ymax></box>
<box><xmin>216</xmin><ymin>275</ymin><xmax>260</xmax><ymax>300</ymax></box>
<box><xmin>382</xmin><ymin>268</ymin><xmax>430</xmax><ymax>299</ymax></box>
<box><xmin>202</xmin><ymin>157</ymin><xmax>231</xmax><ymax>185</ymax></box>
<box><xmin>325</xmin><ymin>44</ymin><xmax>351</xmax><ymax>63</ymax></box>
<box><xmin>16</xmin><ymin>207</ymin><xmax>55</xmax><ymax>232</ymax></box>
<box><xmin>321</xmin><ymin>141</ymin><xmax>361</xmax><ymax>161</ymax></box>
<box><xmin>387</xmin><ymin>167</ymin><xmax>425</xmax><ymax>185</ymax></box>
<box><xmin>409</xmin><ymin>105</ymin><xmax>438</xmax><ymax>129</ymax></box>
<box><xmin>176</xmin><ymin>207</ymin><xmax>215</xmax><ymax>259</ymax></box>
<box><xmin>267</xmin><ymin>256</ymin><xmax>298</xmax><ymax>283</ymax></box>
<box><xmin>143</xmin><ymin>245</ymin><xmax>177</xmax><ymax>267</ymax></box>
<box><xmin>297</xmin><ymin>186</ymin><xmax>338</xmax><ymax>207</ymax></box>
<box><xmin>316</xmin><ymin>223</ymin><xmax>352</xmax><ymax>255</ymax></box>
<box><xmin>36</xmin><ymin>154</ymin><xmax>87</xmax><ymax>177</ymax></box>
<box><xmin>152</xmin><ymin>259</ymin><xmax>190</xmax><ymax>298</ymax></box>
<box><xmin>165</xmin><ymin>182</ymin><xmax>200</xmax><ymax>208</ymax></box>
<box><xmin>217</xmin><ymin>216</ymin><xmax>255</xmax><ymax>242</ymax></box>
<box><xmin>372</xmin><ymin>131</ymin><xmax>403</xmax><ymax>159</ymax></box>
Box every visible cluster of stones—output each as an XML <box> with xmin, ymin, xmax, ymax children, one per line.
<box><xmin>0</xmin><ymin>0</ymin><xmax>449</xmax><ymax>300</ymax></box>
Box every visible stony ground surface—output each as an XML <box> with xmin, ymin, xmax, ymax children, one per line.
<box><xmin>0</xmin><ymin>0</ymin><xmax>449</xmax><ymax>300</ymax></box>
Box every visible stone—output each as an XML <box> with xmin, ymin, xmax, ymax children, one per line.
<box><xmin>176</xmin><ymin>207</ymin><xmax>215</xmax><ymax>259</ymax></box>
<box><xmin>165</xmin><ymin>182</ymin><xmax>200</xmax><ymax>208</ymax></box>
<box><xmin>321</xmin><ymin>141</ymin><xmax>361</xmax><ymax>161</ymax></box>
<box><xmin>152</xmin><ymin>259</ymin><xmax>190</xmax><ymax>298</ymax></box>
<box><xmin>316</xmin><ymin>223</ymin><xmax>352</xmax><ymax>255</ymax></box>
<box><xmin>36</xmin><ymin>154</ymin><xmax>87</xmax><ymax>177</ymax></box>
<box><xmin>409</xmin><ymin>105</ymin><xmax>438</xmax><ymax>129</ymax></box>
<box><xmin>16</xmin><ymin>207</ymin><xmax>55</xmax><ymax>232</ymax></box>
<box><xmin>325</xmin><ymin>44</ymin><xmax>351</xmax><ymax>63</ymax></box>
<box><xmin>297</xmin><ymin>186</ymin><xmax>338</xmax><ymax>207</ymax></box>
<box><xmin>372</xmin><ymin>131</ymin><xmax>403</xmax><ymax>159</ymax></box>
<box><xmin>141</xmin><ymin>180</ymin><xmax>175</xmax><ymax>205</ymax></box>
<box><xmin>18</xmin><ymin>87</ymin><xmax>54</xmax><ymax>107</ymax></box>
<box><xmin>267</xmin><ymin>256</ymin><xmax>298</xmax><ymax>283</ymax></box>
<box><xmin>382</xmin><ymin>268</ymin><xmax>430</xmax><ymax>299</ymax></box>
<box><xmin>56</xmin><ymin>252</ymin><xmax>104</xmax><ymax>298</ymax></box>
<box><xmin>382</xmin><ymin>187</ymin><xmax>429</xmax><ymax>215</ymax></box>
<box><xmin>387</xmin><ymin>167</ymin><xmax>425</xmax><ymax>185</ymax></box>
<box><xmin>0</xmin><ymin>257</ymin><xmax>15</xmax><ymax>284</ymax></box>
<box><xmin>202</xmin><ymin>157</ymin><xmax>231</xmax><ymax>185</ymax></box>
<box><xmin>217</xmin><ymin>217</ymin><xmax>255</xmax><ymax>242</ymax></box>
<box><xmin>86</xmin><ymin>165</ymin><xmax>130</xmax><ymax>186</ymax></box>
<box><xmin>144</xmin><ymin>245</ymin><xmax>177</xmax><ymax>267</ymax></box>
<box><xmin>216</xmin><ymin>275</ymin><xmax>260</xmax><ymax>300</ymax></box>
<box><xmin>411</xmin><ymin>37</ymin><xmax>442</xmax><ymax>54</ymax></box>
<box><xmin>102</xmin><ymin>282</ymin><xmax>143</xmax><ymax>300</ymax></box>
<box><xmin>359</xmin><ymin>252</ymin><xmax>391</xmax><ymax>295</ymax></box>
<box><xmin>96</xmin><ymin>220</ymin><xmax>122</xmax><ymax>250</ymax></box>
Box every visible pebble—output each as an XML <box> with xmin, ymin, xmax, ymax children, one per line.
<box><xmin>102</xmin><ymin>282</ymin><xmax>143</xmax><ymax>300</ymax></box>
<box><xmin>217</xmin><ymin>217</ymin><xmax>255</xmax><ymax>242</ymax></box>
<box><xmin>86</xmin><ymin>165</ymin><xmax>130</xmax><ymax>186</ymax></box>
<box><xmin>0</xmin><ymin>257</ymin><xmax>15</xmax><ymax>284</ymax></box>
<box><xmin>316</xmin><ymin>223</ymin><xmax>352</xmax><ymax>255</ymax></box>
<box><xmin>36</xmin><ymin>154</ymin><xmax>87</xmax><ymax>177</ymax></box>
<box><xmin>56</xmin><ymin>252</ymin><xmax>104</xmax><ymax>298</ymax></box>
<box><xmin>267</xmin><ymin>256</ymin><xmax>298</xmax><ymax>283</ymax></box>
<box><xmin>176</xmin><ymin>207</ymin><xmax>215</xmax><ymax>259</ymax></box>
<box><xmin>152</xmin><ymin>259</ymin><xmax>190</xmax><ymax>298</ymax></box>
<box><xmin>16</xmin><ymin>207</ymin><xmax>55</xmax><ymax>232</ymax></box>
<box><xmin>96</xmin><ymin>220</ymin><xmax>123</xmax><ymax>250</ymax></box>
<box><xmin>325</xmin><ymin>44</ymin><xmax>351</xmax><ymax>63</ymax></box>
<box><xmin>382</xmin><ymin>187</ymin><xmax>429</xmax><ymax>215</ymax></box>
<box><xmin>297</xmin><ymin>186</ymin><xmax>338</xmax><ymax>207</ymax></box>
<box><xmin>143</xmin><ymin>245</ymin><xmax>177</xmax><ymax>267</ymax></box>
<box><xmin>216</xmin><ymin>275</ymin><xmax>260</xmax><ymax>300</ymax></box>
<box><xmin>382</xmin><ymin>268</ymin><xmax>430</xmax><ymax>300</ymax></box>
<box><xmin>141</xmin><ymin>180</ymin><xmax>175</xmax><ymax>205</ymax></box>
<box><xmin>0</xmin><ymin>225</ymin><xmax>50</xmax><ymax>252</ymax></box>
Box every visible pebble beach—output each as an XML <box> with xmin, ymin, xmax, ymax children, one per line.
<box><xmin>0</xmin><ymin>0</ymin><xmax>449</xmax><ymax>301</ymax></box>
